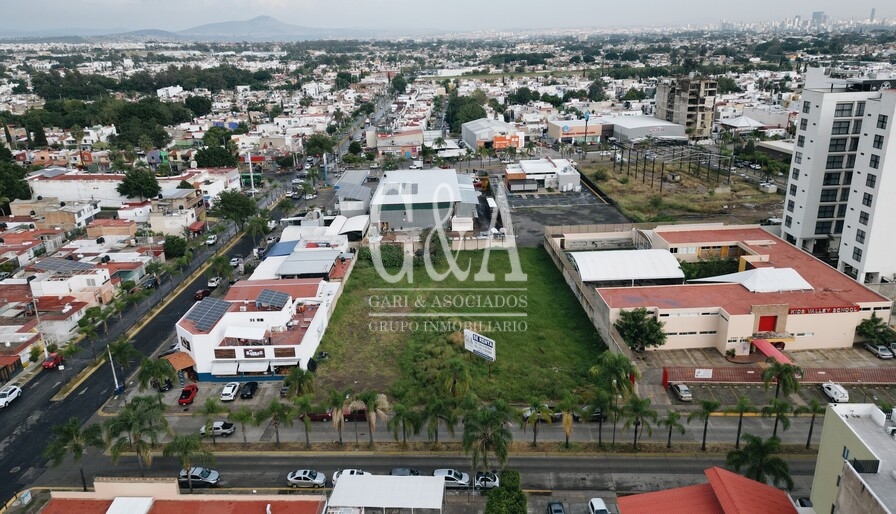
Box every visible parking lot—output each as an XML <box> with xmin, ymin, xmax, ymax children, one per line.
<box><xmin>506</xmin><ymin>189</ymin><xmax>606</xmax><ymax>209</ymax></box>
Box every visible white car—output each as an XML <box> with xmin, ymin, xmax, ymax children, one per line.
<box><xmin>0</xmin><ymin>385</ymin><xmax>22</xmax><ymax>408</ymax></box>
<box><xmin>501</xmin><ymin>159</ymin><xmax>513</xmax><ymax>164</ymax></box>
<box><xmin>205</xmin><ymin>234</ymin><xmax>217</xmax><ymax>246</ymax></box>
<box><xmin>369</xmin><ymin>163</ymin><xmax>380</xmax><ymax>169</ymax></box>
<box><xmin>304</xmin><ymin>194</ymin><xmax>317</xmax><ymax>200</ymax></box>
<box><xmin>220</xmin><ymin>382</ymin><xmax>240</xmax><ymax>402</ymax></box>
<box><xmin>433</xmin><ymin>468</ymin><xmax>470</xmax><ymax>488</ymax></box>
<box><xmin>332</xmin><ymin>469</ymin><xmax>371</xmax><ymax>484</ymax></box>
<box><xmin>822</xmin><ymin>382</ymin><xmax>849</xmax><ymax>403</ymax></box>
<box><xmin>229</xmin><ymin>257</ymin><xmax>242</xmax><ymax>267</ymax></box>
<box><xmin>287</xmin><ymin>469</ymin><xmax>327</xmax><ymax>488</ymax></box>
<box><xmin>588</xmin><ymin>498</ymin><xmax>610</xmax><ymax>514</ymax></box>
<box><xmin>199</xmin><ymin>421</ymin><xmax>235</xmax><ymax>437</ymax></box>
<box><xmin>291</xmin><ymin>178</ymin><xmax>303</xmax><ymax>185</ymax></box>
<box><xmin>408</xmin><ymin>164</ymin><xmax>420</xmax><ymax>169</ymax></box>
<box><xmin>207</xmin><ymin>276</ymin><xmax>221</xmax><ymax>288</ymax></box>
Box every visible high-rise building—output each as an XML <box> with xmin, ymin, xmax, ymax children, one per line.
<box><xmin>811</xmin><ymin>10</ymin><xmax>827</xmax><ymax>27</ymax></box>
<box><xmin>654</xmin><ymin>77</ymin><xmax>717</xmax><ymax>140</ymax></box>
<box><xmin>781</xmin><ymin>67</ymin><xmax>896</xmax><ymax>284</ymax></box>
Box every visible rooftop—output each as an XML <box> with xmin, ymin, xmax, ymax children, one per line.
<box><xmin>830</xmin><ymin>403</ymin><xmax>896</xmax><ymax>509</ymax></box>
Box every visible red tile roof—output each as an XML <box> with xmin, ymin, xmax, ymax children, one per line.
<box><xmin>40</xmin><ymin>499</ymin><xmax>114</xmax><ymax>514</ymax></box>
<box><xmin>618</xmin><ymin>467</ymin><xmax>797</xmax><ymax>514</ymax></box>
<box><xmin>598</xmin><ymin>226</ymin><xmax>887</xmax><ymax>314</ymax></box>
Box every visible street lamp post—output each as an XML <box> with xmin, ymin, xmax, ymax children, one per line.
<box><xmin>611</xmin><ymin>379</ymin><xmax>619</xmax><ymax>447</ymax></box>
<box><xmin>31</xmin><ymin>297</ymin><xmax>49</xmax><ymax>358</ymax></box>
<box><xmin>583</xmin><ymin>111</ymin><xmax>590</xmax><ymax>161</ymax></box>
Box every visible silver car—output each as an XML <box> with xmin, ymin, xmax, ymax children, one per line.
<box><xmin>671</xmin><ymin>383</ymin><xmax>693</xmax><ymax>402</ymax></box>
<box><xmin>287</xmin><ymin>469</ymin><xmax>326</xmax><ymax>488</ymax></box>
<box><xmin>864</xmin><ymin>342</ymin><xmax>894</xmax><ymax>359</ymax></box>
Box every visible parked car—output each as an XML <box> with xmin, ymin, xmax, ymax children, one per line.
<box><xmin>546</xmin><ymin>501</ymin><xmax>567</xmax><ymax>514</ymax></box>
<box><xmin>0</xmin><ymin>385</ymin><xmax>22</xmax><ymax>408</ymax></box>
<box><xmin>433</xmin><ymin>468</ymin><xmax>470</xmax><ymax>488</ymax></box>
<box><xmin>369</xmin><ymin>163</ymin><xmax>380</xmax><ymax>169</ymax></box>
<box><xmin>42</xmin><ymin>353</ymin><xmax>63</xmax><ymax>369</ymax></box>
<box><xmin>587</xmin><ymin>498</ymin><xmax>610</xmax><ymax>514</ymax></box>
<box><xmin>291</xmin><ymin>178</ymin><xmax>303</xmax><ymax>185</ymax></box>
<box><xmin>287</xmin><ymin>469</ymin><xmax>327</xmax><ymax>488</ymax></box>
<box><xmin>864</xmin><ymin>342</ymin><xmax>894</xmax><ymax>359</ymax></box>
<box><xmin>475</xmin><ymin>470</ymin><xmax>500</xmax><ymax>489</ymax></box>
<box><xmin>151</xmin><ymin>378</ymin><xmax>173</xmax><ymax>392</ymax></box>
<box><xmin>200</xmin><ymin>421</ymin><xmax>235</xmax><ymax>437</ymax></box>
<box><xmin>408</xmin><ymin>164</ymin><xmax>420</xmax><ymax>169</ymax></box>
<box><xmin>239</xmin><ymin>381</ymin><xmax>259</xmax><ymax>399</ymax></box>
<box><xmin>194</xmin><ymin>289</ymin><xmax>211</xmax><ymax>301</ymax></box>
<box><xmin>230</xmin><ymin>257</ymin><xmax>243</xmax><ymax>267</ymax></box>
<box><xmin>304</xmin><ymin>193</ymin><xmax>317</xmax><ymax>200</ymax></box>
<box><xmin>822</xmin><ymin>382</ymin><xmax>850</xmax><ymax>402</ymax></box>
<box><xmin>390</xmin><ymin>468</ymin><xmax>421</xmax><ymax>476</ymax></box>
<box><xmin>178</xmin><ymin>384</ymin><xmax>198</xmax><ymax>405</ymax></box>
<box><xmin>207</xmin><ymin>276</ymin><xmax>221</xmax><ymax>288</ymax></box>
<box><xmin>333</xmin><ymin>469</ymin><xmax>371</xmax><ymax>484</ymax></box>
<box><xmin>220</xmin><ymin>382</ymin><xmax>240</xmax><ymax>402</ymax></box>
<box><xmin>178</xmin><ymin>467</ymin><xmax>219</xmax><ymax>487</ymax></box>
<box><xmin>301</xmin><ymin>407</ymin><xmax>366</xmax><ymax>422</ymax></box>
<box><xmin>205</xmin><ymin>234</ymin><xmax>218</xmax><ymax>246</ymax></box>
<box><xmin>670</xmin><ymin>383</ymin><xmax>693</xmax><ymax>402</ymax></box>
<box><xmin>586</xmin><ymin>406</ymin><xmax>608</xmax><ymax>422</ymax></box>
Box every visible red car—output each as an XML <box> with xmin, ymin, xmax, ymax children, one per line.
<box><xmin>178</xmin><ymin>384</ymin><xmax>198</xmax><ymax>405</ymax></box>
<box><xmin>194</xmin><ymin>289</ymin><xmax>211</xmax><ymax>301</ymax></box>
<box><xmin>301</xmin><ymin>408</ymin><xmax>367</xmax><ymax>422</ymax></box>
<box><xmin>42</xmin><ymin>352</ymin><xmax>63</xmax><ymax>369</ymax></box>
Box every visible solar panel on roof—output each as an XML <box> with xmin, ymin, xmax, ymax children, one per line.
<box><xmin>255</xmin><ymin>288</ymin><xmax>289</xmax><ymax>309</ymax></box>
<box><xmin>33</xmin><ymin>257</ymin><xmax>94</xmax><ymax>272</ymax></box>
<box><xmin>184</xmin><ymin>297</ymin><xmax>230</xmax><ymax>332</ymax></box>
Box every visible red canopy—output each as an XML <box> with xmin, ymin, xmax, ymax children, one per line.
<box><xmin>188</xmin><ymin>221</ymin><xmax>205</xmax><ymax>232</ymax></box>
<box><xmin>751</xmin><ymin>339</ymin><xmax>793</xmax><ymax>365</ymax></box>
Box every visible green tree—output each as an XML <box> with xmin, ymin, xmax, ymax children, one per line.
<box><xmin>522</xmin><ymin>399</ymin><xmax>552</xmax><ymax>447</ymax></box>
<box><xmin>621</xmin><ymin>395</ymin><xmax>657</xmax><ymax>450</ymax></box>
<box><xmin>206</xmin><ymin>255</ymin><xmax>234</xmax><ymax>284</ymax></box>
<box><xmin>589</xmin><ymin>352</ymin><xmax>640</xmax><ymax>397</ymax></box>
<box><xmin>256</xmin><ymin>399</ymin><xmax>294</xmax><ymax>447</ymax></box>
<box><xmin>107</xmin><ymin>337</ymin><xmax>142</xmax><ymax>380</ymax></box>
<box><xmin>557</xmin><ymin>393</ymin><xmax>583</xmax><ymax>448</ymax></box>
<box><xmin>162</xmin><ymin>433</ymin><xmax>214</xmax><ymax>493</ymax></box>
<box><xmin>194</xmin><ymin>397</ymin><xmax>231</xmax><ymax>445</ymax></box>
<box><xmin>440</xmin><ymin>357</ymin><xmax>472</xmax><ymax>399</ymax></box>
<box><xmin>44</xmin><ymin>418</ymin><xmax>104</xmax><ymax>491</ymax></box>
<box><xmin>246</xmin><ymin>216</ymin><xmax>268</xmax><ymax>247</ymax></box>
<box><xmin>195</xmin><ymin>145</ymin><xmax>238</xmax><ymax>167</ymax></box>
<box><xmin>211</xmin><ymin>189</ymin><xmax>257</xmax><ymax>230</ymax></box>
<box><xmin>613</xmin><ymin>308</ymin><xmax>667</xmax><ymax>352</ymax></box>
<box><xmin>230</xmin><ymin>406</ymin><xmax>257</xmax><ymax>448</ymax></box>
<box><xmin>726</xmin><ymin>396</ymin><xmax>758</xmax><ymax>449</ymax></box>
<box><xmin>795</xmin><ymin>399</ymin><xmax>825</xmax><ymax>450</ymax></box>
<box><xmin>657</xmin><ymin>409</ymin><xmax>686</xmax><ymax>449</ymax></box>
<box><xmin>136</xmin><ymin>357</ymin><xmax>177</xmax><ymax>406</ymax></box>
<box><xmin>202</xmin><ymin>126</ymin><xmax>234</xmax><ymax>149</ymax></box>
<box><xmin>761</xmin><ymin>398</ymin><xmax>793</xmax><ymax>438</ymax></box>
<box><xmin>185</xmin><ymin>96</ymin><xmax>213</xmax><ymax>117</ymax></box>
<box><xmin>760</xmin><ymin>361</ymin><xmax>804</xmax><ymax>399</ymax></box>
<box><xmin>327</xmin><ymin>389</ymin><xmax>350</xmax><ymax>445</ymax></box>
<box><xmin>163</xmin><ymin>235</ymin><xmax>188</xmax><ymax>259</ymax></box>
<box><xmin>688</xmin><ymin>399</ymin><xmax>721</xmax><ymax>451</ymax></box>
<box><xmin>105</xmin><ymin>395</ymin><xmax>168</xmax><ymax>476</ymax></box>
<box><xmin>726</xmin><ymin>434</ymin><xmax>794</xmax><ymax>490</ymax></box>
<box><xmin>116</xmin><ymin>168</ymin><xmax>161</xmax><ymax>201</ymax></box>
<box><xmin>387</xmin><ymin>403</ymin><xmax>420</xmax><ymax>446</ymax></box>
<box><xmin>391</xmin><ymin>74</ymin><xmax>408</xmax><ymax>94</ymax></box>
<box><xmin>423</xmin><ymin>395</ymin><xmax>458</xmax><ymax>444</ymax></box>
<box><xmin>292</xmin><ymin>394</ymin><xmax>316</xmax><ymax>449</ymax></box>
<box><xmin>348</xmin><ymin>141</ymin><xmax>362</xmax><ymax>155</ymax></box>
<box><xmin>484</xmin><ymin>470</ymin><xmax>527</xmax><ymax>514</ymax></box>
<box><xmin>587</xmin><ymin>78</ymin><xmax>607</xmax><ymax>101</ymax></box>
<box><xmin>305</xmin><ymin>133</ymin><xmax>335</xmax><ymax>157</ymax></box>
<box><xmin>857</xmin><ymin>312</ymin><xmax>896</xmax><ymax>346</ymax></box>
<box><xmin>355</xmin><ymin>391</ymin><xmax>390</xmax><ymax>447</ymax></box>
<box><xmin>462</xmin><ymin>400</ymin><xmax>513</xmax><ymax>471</ymax></box>
<box><xmin>284</xmin><ymin>367</ymin><xmax>315</xmax><ymax>397</ymax></box>
<box><xmin>33</xmin><ymin>123</ymin><xmax>48</xmax><ymax>147</ymax></box>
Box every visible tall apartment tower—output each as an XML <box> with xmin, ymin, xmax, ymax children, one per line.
<box><xmin>654</xmin><ymin>77</ymin><xmax>717</xmax><ymax>140</ymax></box>
<box><xmin>781</xmin><ymin>67</ymin><xmax>896</xmax><ymax>284</ymax></box>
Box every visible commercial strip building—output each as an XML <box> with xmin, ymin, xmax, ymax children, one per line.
<box><xmin>546</xmin><ymin>115</ymin><xmax>686</xmax><ymax>144</ymax></box>
<box><xmin>368</xmin><ymin>169</ymin><xmax>479</xmax><ymax>234</ymax></box>
<box><xmin>504</xmin><ymin>158</ymin><xmax>581</xmax><ymax>192</ymax></box>
<box><xmin>780</xmin><ymin>67</ymin><xmax>896</xmax><ymax>285</ymax></box>
<box><xmin>460</xmin><ymin>118</ymin><xmax>525</xmax><ymax>150</ymax></box>
<box><xmin>810</xmin><ymin>403</ymin><xmax>896</xmax><ymax>513</ymax></box>
<box><xmin>545</xmin><ymin>223</ymin><xmax>891</xmax><ymax>357</ymax></box>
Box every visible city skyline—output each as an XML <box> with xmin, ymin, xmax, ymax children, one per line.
<box><xmin>0</xmin><ymin>0</ymin><xmax>891</xmax><ymax>36</ymax></box>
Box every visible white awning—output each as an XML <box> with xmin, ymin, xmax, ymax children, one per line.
<box><xmin>270</xmin><ymin>359</ymin><xmax>299</xmax><ymax>366</ymax></box>
<box><xmin>329</xmin><ymin>475</ymin><xmax>445</xmax><ymax>510</ymax></box>
<box><xmin>691</xmin><ymin>267</ymin><xmax>813</xmax><ymax>293</ymax></box>
<box><xmin>571</xmin><ymin>249</ymin><xmax>684</xmax><ymax>282</ymax></box>
<box><xmin>238</xmin><ymin>360</ymin><xmax>270</xmax><ymax>373</ymax></box>
<box><xmin>224</xmin><ymin>325</ymin><xmax>267</xmax><ymax>341</ymax></box>
<box><xmin>210</xmin><ymin>361</ymin><xmax>239</xmax><ymax>376</ymax></box>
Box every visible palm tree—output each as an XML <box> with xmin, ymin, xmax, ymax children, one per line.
<box><xmin>587</xmin><ymin>384</ymin><xmax>613</xmax><ymax>447</ymax></box>
<box><xmin>522</xmin><ymin>399</ymin><xmax>553</xmax><ymax>447</ymax></box>
<box><xmin>107</xmin><ymin>337</ymin><xmax>142</xmax><ymax>380</ymax></box>
<box><xmin>194</xmin><ymin>398</ymin><xmax>230</xmax><ymax>445</ymax></box>
<box><xmin>761</xmin><ymin>398</ymin><xmax>793</xmax><ymax>438</ymax></box>
<box><xmin>557</xmin><ymin>393</ymin><xmax>583</xmax><ymax>448</ymax></box>
<box><xmin>256</xmin><ymin>399</ymin><xmax>294</xmax><ymax>447</ymax></box>
<box><xmin>306</xmin><ymin>166</ymin><xmax>321</xmax><ymax>188</ymax></box>
<box><xmin>795</xmin><ymin>399</ymin><xmax>825</xmax><ymax>450</ymax></box>
<box><xmin>440</xmin><ymin>358</ymin><xmax>472</xmax><ymax>399</ymax></box>
<box><xmin>292</xmin><ymin>394</ymin><xmax>315</xmax><ymax>449</ymax></box>
<box><xmin>136</xmin><ymin>358</ymin><xmax>177</xmax><ymax>406</ymax></box>
<box><xmin>284</xmin><ymin>367</ymin><xmax>315</xmax><ymax>397</ymax></box>
<box><xmin>589</xmin><ymin>352</ymin><xmax>641</xmax><ymax>397</ymax></box>
<box><xmin>387</xmin><ymin>403</ymin><xmax>420</xmax><ymax>447</ymax></box>
<box><xmin>145</xmin><ymin>260</ymin><xmax>166</xmax><ymax>285</ymax></box>
<box><xmin>105</xmin><ymin>395</ymin><xmax>168</xmax><ymax>476</ymax></box>
<box><xmin>327</xmin><ymin>389</ymin><xmax>349</xmax><ymax>444</ymax></box>
<box><xmin>206</xmin><ymin>255</ymin><xmax>233</xmax><ymax>283</ymax></box>
<box><xmin>77</xmin><ymin>322</ymin><xmax>99</xmax><ymax>360</ymax></box>
<box><xmin>462</xmin><ymin>400</ymin><xmax>513</xmax><ymax>471</ymax></box>
<box><xmin>230</xmin><ymin>406</ymin><xmax>257</xmax><ymax>448</ymax></box>
<box><xmin>621</xmin><ymin>395</ymin><xmax>657</xmax><ymax>451</ymax></box>
<box><xmin>726</xmin><ymin>396</ymin><xmax>758</xmax><ymax>449</ymax></box>
<box><xmin>760</xmin><ymin>361</ymin><xmax>804</xmax><ymax>399</ymax></box>
<box><xmin>44</xmin><ymin>417</ymin><xmax>104</xmax><ymax>491</ymax></box>
<box><xmin>162</xmin><ymin>433</ymin><xmax>214</xmax><ymax>493</ymax></box>
<box><xmin>657</xmin><ymin>410</ymin><xmax>686</xmax><ymax>449</ymax></box>
<box><xmin>524</xmin><ymin>140</ymin><xmax>536</xmax><ymax>157</ymax></box>
<box><xmin>356</xmin><ymin>391</ymin><xmax>390</xmax><ymax>447</ymax></box>
<box><xmin>423</xmin><ymin>395</ymin><xmax>458</xmax><ymax>444</ymax></box>
<box><xmin>246</xmin><ymin>216</ymin><xmax>268</xmax><ymax>247</ymax></box>
<box><xmin>688</xmin><ymin>399</ymin><xmax>721</xmax><ymax>451</ymax></box>
<box><xmin>726</xmin><ymin>434</ymin><xmax>794</xmax><ymax>490</ymax></box>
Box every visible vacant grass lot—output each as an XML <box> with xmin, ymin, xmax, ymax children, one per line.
<box><xmin>316</xmin><ymin>247</ymin><xmax>604</xmax><ymax>403</ymax></box>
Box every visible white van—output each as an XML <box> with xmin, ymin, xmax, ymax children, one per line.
<box><xmin>822</xmin><ymin>382</ymin><xmax>849</xmax><ymax>403</ymax></box>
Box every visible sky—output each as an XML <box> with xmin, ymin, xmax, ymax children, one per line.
<box><xmin>0</xmin><ymin>0</ymin><xmax>891</xmax><ymax>34</ymax></box>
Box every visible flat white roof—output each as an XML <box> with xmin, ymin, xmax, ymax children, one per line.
<box><xmin>224</xmin><ymin>325</ymin><xmax>267</xmax><ymax>340</ymax></box>
<box><xmin>370</xmin><ymin>169</ymin><xmax>461</xmax><ymax>206</ymax></box>
<box><xmin>328</xmin><ymin>475</ymin><xmax>444</xmax><ymax>510</ymax></box>
<box><xmin>571</xmin><ymin>249</ymin><xmax>684</xmax><ymax>282</ymax></box>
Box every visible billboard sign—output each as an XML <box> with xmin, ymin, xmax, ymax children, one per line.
<box><xmin>464</xmin><ymin>329</ymin><xmax>496</xmax><ymax>362</ymax></box>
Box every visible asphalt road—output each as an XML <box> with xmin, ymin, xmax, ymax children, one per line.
<box><xmin>0</xmin><ymin>193</ymin><xmax>287</xmax><ymax>506</ymax></box>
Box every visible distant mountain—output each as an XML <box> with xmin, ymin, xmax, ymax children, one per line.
<box><xmin>102</xmin><ymin>29</ymin><xmax>184</xmax><ymax>41</ymax></box>
<box><xmin>177</xmin><ymin>15</ymin><xmax>361</xmax><ymax>41</ymax></box>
